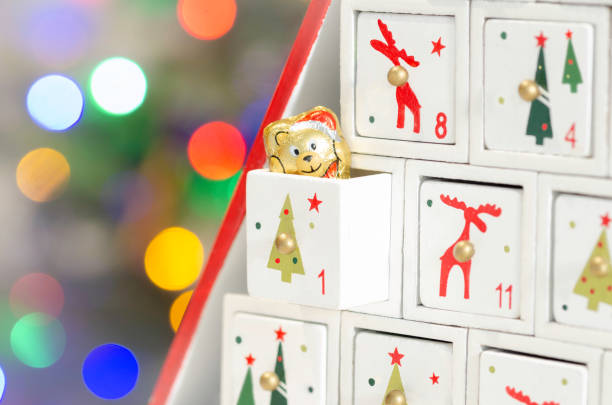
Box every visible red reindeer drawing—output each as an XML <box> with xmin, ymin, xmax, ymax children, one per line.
<box><xmin>506</xmin><ymin>386</ymin><xmax>560</xmax><ymax>405</ymax></box>
<box><xmin>370</xmin><ymin>19</ymin><xmax>421</xmax><ymax>133</ymax></box>
<box><xmin>439</xmin><ymin>195</ymin><xmax>502</xmax><ymax>299</ymax></box>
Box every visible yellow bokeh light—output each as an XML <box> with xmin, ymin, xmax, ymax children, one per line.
<box><xmin>16</xmin><ymin>148</ymin><xmax>70</xmax><ymax>202</ymax></box>
<box><xmin>169</xmin><ymin>290</ymin><xmax>194</xmax><ymax>332</ymax></box>
<box><xmin>144</xmin><ymin>227</ymin><xmax>204</xmax><ymax>291</ymax></box>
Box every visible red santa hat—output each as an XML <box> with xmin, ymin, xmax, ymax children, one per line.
<box><xmin>289</xmin><ymin>109</ymin><xmax>339</xmax><ymax>141</ymax></box>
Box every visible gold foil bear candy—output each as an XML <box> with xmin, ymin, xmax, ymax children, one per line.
<box><xmin>263</xmin><ymin>106</ymin><xmax>351</xmax><ymax>179</ymax></box>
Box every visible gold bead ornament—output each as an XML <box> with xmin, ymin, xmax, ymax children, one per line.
<box><xmin>385</xmin><ymin>389</ymin><xmax>407</xmax><ymax>405</ymax></box>
<box><xmin>589</xmin><ymin>255</ymin><xmax>610</xmax><ymax>277</ymax></box>
<box><xmin>453</xmin><ymin>240</ymin><xmax>475</xmax><ymax>263</ymax></box>
<box><xmin>260</xmin><ymin>371</ymin><xmax>280</xmax><ymax>391</ymax></box>
<box><xmin>518</xmin><ymin>79</ymin><xmax>540</xmax><ymax>102</ymax></box>
<box><xmin>275</xmin><ymin>232</ymin><xmax>296</xmax><ymax>255</ymax></box>
<box><xmin>387</xmin><ymin>66</ymin><xmax>409</xmax><ymax>87</ymax></box>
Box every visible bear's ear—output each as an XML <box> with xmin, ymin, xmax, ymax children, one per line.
<box><xmin>263</xmin><ymin>119</ymin><xmax>291</xmax><ymax>155</ymax></box>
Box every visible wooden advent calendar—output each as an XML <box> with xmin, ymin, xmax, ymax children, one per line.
<box><xmin>149</xmin><ymin>0</ymin><xmax>612</xmax><ymax>404</ymax></box>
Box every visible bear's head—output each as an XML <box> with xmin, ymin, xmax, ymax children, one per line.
<box><xmin>263</xmin><ymin>106</ymin><xmax>351</xmax><ymax>179</ymax></box>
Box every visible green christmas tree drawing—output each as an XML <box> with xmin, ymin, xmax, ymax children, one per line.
<box><xmin>237</xmin><ymin>355</ymin><xmax>256</xmax><ymax>405</ymax></box>
<box><xmin>267</xmin><ymin>194</ymin><xmax>305</xmax><ymax>283</ymax></box>
<box><xmin>562</xmin><ymin>30</ymin><xmax>582</xmax><ymax>93</ymax></box>
<box><xmin>270</xmin><ymin>327</ymin><xmax>287</xmax><ymax>405</ymax></box>
<box><xmin>381</xmin><ymin>347</ymin><xmax>406</xmax><ymax>405</ymax></box>
<box><xmin>526</xmin><ymin>32</ymin><xmax>553</xmax><ymax>146</ymax></box>
<box><xmin>573</xmin><ymin>214</ymin><xmax>612</xmax><ymax>311</ymax></box>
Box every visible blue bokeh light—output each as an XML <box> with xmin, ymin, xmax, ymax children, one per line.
<box><xmin>26</xmin><ymin>74</ymin><xmax>84</xmax><ymax>132</ymax></box>
<box><xmin>0</xmin><ymin>364</ymin><xmax>5</xmax><ymax>402</ymax></box>
<box><xmin>82</xmin><ymin>344</ymin><xmax>139</xmax><ymax>400</ymax></box>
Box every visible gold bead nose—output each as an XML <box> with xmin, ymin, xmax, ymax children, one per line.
<box><xmin>589</xmin><ymin>255</ymin><xmax>610</xmax><ymax>277</ymax></box>
<box><xmin>259</xmin><ymin>371</ymin><xmax>280</xmax><ymax>391</ymax></box>
<box><xmin>518</xmin><ymin>79</ymin><xmax>540</xmax><ymax>102</ymax></box>
<box><xmin>385</xmin><ymin>389</ymin><xmax>407</xmax><ymax>405</ymax></box>
<box><xmin>275</xmin><ymin>233</ymin><xmax>296</xmax><ymax>255</ymax></box>
<box><xmin>453</xmin><ymin>240</ymin><xmax>475</xmax><ymax>263</ymax></box>
<box><xmin>387</xmin><ymin>66</ymin><xmax>409</xmax><ymax>87</ymax></box>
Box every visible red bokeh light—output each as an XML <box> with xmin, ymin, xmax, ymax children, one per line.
<box><xmin>187</xmin><ymin>121</ymin><xmax>246</xmax><ymax>180</ymax></box>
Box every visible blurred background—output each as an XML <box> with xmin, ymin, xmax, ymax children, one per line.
<box><xmin>0</xmin><ymin>0</ymin><xmax>308</xmax><ymax>403</ymax></box>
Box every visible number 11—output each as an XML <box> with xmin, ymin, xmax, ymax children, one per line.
<box><xmin>496</xmin><ymin>283</ymin><xmax>512</xmax><ymax>309</ymax></box>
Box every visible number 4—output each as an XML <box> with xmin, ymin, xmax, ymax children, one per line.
<box><xmin>496</xmin><ymin>283</ymin><xmax>512</xmax><ymax>309</ymax></box>
<box><xmin>565</xmin><ymin>123</ymin><xmax>576</xmax><ymax>149</ymax></box>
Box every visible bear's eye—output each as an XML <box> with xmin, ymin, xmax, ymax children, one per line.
<box><xmin>290</xmin><ymin>146</ymin><xmax>300</xmax><ymax>157</ymax></box>
<box><xmin>309</xmin><ymin>141</ymin><xmax>317</xmax><ymax>151</ymax></box>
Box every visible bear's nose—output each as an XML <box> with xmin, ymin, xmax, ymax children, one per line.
<box><xmin>303</xmin><ymin>155</ymin><xmax>313</xmax><ymax>162</ymax></box>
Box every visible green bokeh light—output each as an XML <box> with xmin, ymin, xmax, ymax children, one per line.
<box><xmin>10</xmin><ymin>313</ymin><xmax>66</xmax><ymax>368</ymax></box>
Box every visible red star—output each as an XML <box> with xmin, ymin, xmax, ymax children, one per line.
<box><xmin>430</xmin><ymin>373</ymin><xmax>440</xmax><ymax>384</ymax></box>
<box><xmin>602</xmin><ymin>213</ymin><xmax>611</xmax><ymax>228</ymax></box>
<box><xmin>566</xmin><ymin>29</ymin><xmax>573</xmax><ymax>39</ymax></box>
<box><xmin>535</xmin><ymin>32</ymin><xmax>548</xmax><ymax>47</ymax></box>
<box><xmin>388</xmin><ymin>347</ymin><xmax>404</xmax><ymax>366</ymax></box>
<box><xmin>245</xmin><ymin>354</ymin><xmax>255</xmax><ymax>366</ymax></box>
<box><xmin>274</xmin><ymin>327</ymin><xmax>287</xmax><ymax>341</ymax></box>
<box><xmin>431</xmin><ymin>37</ymin><xmax>446</xmax><ymax>56</ymax></box>
<box><xmin>308</xmin><ymin>193</ymin><xmax>323</xmax><ymax>213</ymax></box>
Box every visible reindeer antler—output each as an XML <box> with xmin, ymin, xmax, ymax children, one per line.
<box><xmin>475</xmin><ymin>203</ymin><xmax>502</xmax><ymax>217</ymax></box>
<box><xmin>440</xmin><ymin>195</ymin><xmax>467</xmax><ymax>211</ymax></box>
<box><xmin>377</xmin><ymin>19</ymin><xmax>396</xmax><ymax>48</ymax></box>
<box><xmin>371</xmin><ymin>19</ymin><xmax>420</xmax><ymax>67</ymax></box>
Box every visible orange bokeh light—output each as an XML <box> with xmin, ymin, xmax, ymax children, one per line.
<box><xmin>187</xmin><ymin>121</ymin><xmax>246</xmax><ymax>180</ymax></box>
<box><xmin>177</xmin><ymin>0</ymin><xmax>237</xmax><ymax>40</ymax></box>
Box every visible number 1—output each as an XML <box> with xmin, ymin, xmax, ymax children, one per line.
<box><xmin>318</xmin><ymin>269</ymin><xmax>325</xmax><ymax>295</ymax></box>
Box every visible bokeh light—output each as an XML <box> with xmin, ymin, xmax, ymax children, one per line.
<box><xmin>10</xmin><ymin>273</ymin><xmax>64</xmax><ymax>318</ymax></box>
<box><xmin>144</xmin><ymin>227</ymin><xmax>203</xmax><ymax>290</ymax></box>
<box><xmin>90</xmin><ymin>57</ymin><xmax>147</xmax><ymax>115</ymax></box>
<box><xmin>169</xmin><ymin>290</ymin><xmax>193</xmax><ymax>332</ymax></box>
<box><xmin>0</xmin><ymin>365</ymin><xmax>5</xmax><ymax>402</ymax></box>
<box><xmin>177</xmin><ymin>0</ymin><xmax>237</xmax><ymax>40</ymax></box>
<box><xmin>21</xmin><ymin>3</ymin><xmax>93</xmax><ymax>66</ymax></box>
<box><xmin>102</xmin><ymin>171</ymin><xmax>154</xmax><ymax>223</ymax></box>
<box><xmin>16</xmin><ymin>148</ymin><xmax>70</xmax><ymax>202</ymax></box>
<box><xmin>82</xmin><ymin>344</ymin><xmax>139</xmax><ymax>400</ymax></box>
<box><xmin>26</xmin><ymin>74</ymin><xmax>84</xmax><ymax>131</ymax></box>
<box><xmin>10</xmin><ymin>313</ymin><xmax>66</xmax><ymax>368</ymax></box>
<box><xmin>187</xmin><ymin>121</ymin><xmax>246</xmax><ymax>180</ymax></box>
<box><xmin>239</xmin><ymin>96</ymin><xmax>271</xmax><ymax>152</ymax></box>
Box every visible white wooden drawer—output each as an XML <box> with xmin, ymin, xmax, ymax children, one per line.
<box><xmin>419</xmin><ymin>179</ymin><xmax>522</xmax><ymax>319</ymax></box>
<box><xmin>221</xmin><ymin>294</ymin><xmax>340</xmax><ymax>405</ymax></box>
<box><xmin>470</xmin><ymin>1</ymin><xmax>609</xmax><ymax>176</ymax></box>
<box><xmin>602</xmin><ymin>352</ymin><xmax>612</xmax><ymax>405</ymax></box>
<box><xmin>536</xmin><ymin>175</ymin><xmax>612</xmax><ymax>349</ymax></box>
<box><xmin>404</xmin><ymin>161</ymin><xmax>537</xmax><ymax>334</ymax></box>
<box><xmin>340</xmin><ymin>0</ymin><xmax>469</xmax><ymax>162</ymax></box>
<box><xmin>349</xmin><ymin>154</ymin><xmax>406</xmax><ymax>318</ymax></box>
<box><xmin>467</xmin><ymin>330</ymin><xmax>603</xmax><ymax>405</ymax></box>
<box><xmin>479</xmin><ymin>350</ymin><xmax>588</xmax><ymax>405</ymax></box>
<box><xmin>246</xmin><ymin>169</ymin><xmax>391</xmax><ymax>310</ymax></box>
<box><xmin>340</xmin><ymin>311</ymin><xmax>467</xmax><ymax>405</ymax></box>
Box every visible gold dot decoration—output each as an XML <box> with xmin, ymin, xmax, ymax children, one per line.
<box><xmin>569</xmin><ymin>221</ymin><xmax>576</xmax><ymax>229</ymax></box>
<box><xmin>489</xmin><ymin>366</ymin><xmax>496</xmax><ymax>373</ymax></box>
<box><xmin>562</xmin><ymin>378</ymin><xmax>568</xmax><ymax>386</ymax></box>
<box><xmin>300</xmin><ymin>344</ymin><xmax>307</xmax><ymax>352</ymax></box>
<box><xmin>498</xmin><ymin>97</ymin><xmax>505</xmax><ymax>104</ymax></box>
<box><xmin>504</xmin><ymin>245</ymin><xmax>510</xmax><ymax>253</ymax></box>
<box><xmin>309</xmin><ymin>222</ymin><xmax>315</xmax><ymax>229</ymax></box>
